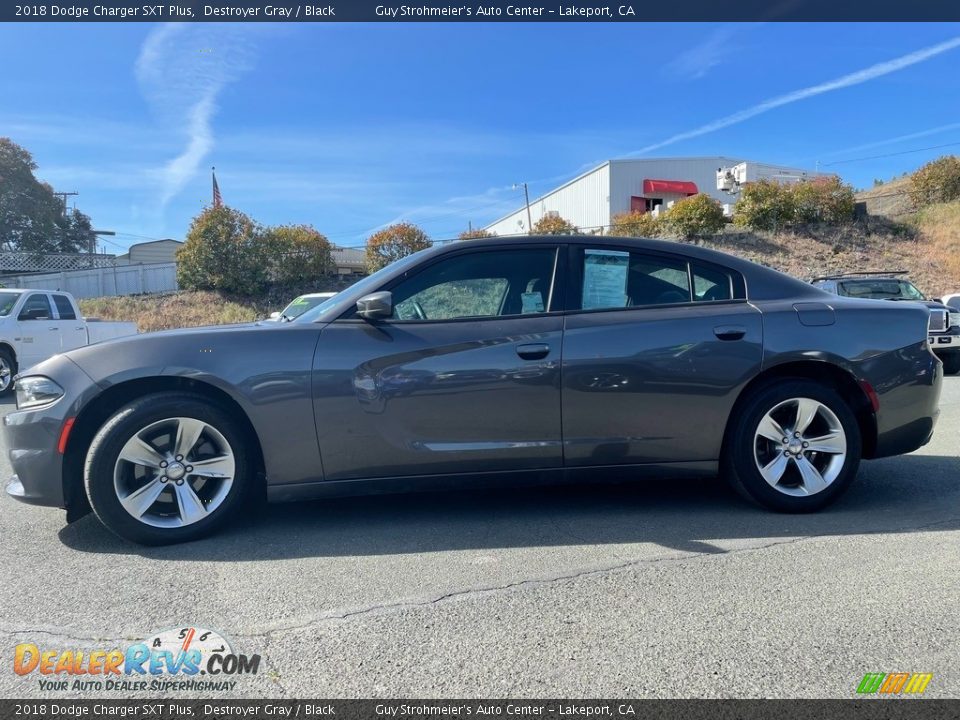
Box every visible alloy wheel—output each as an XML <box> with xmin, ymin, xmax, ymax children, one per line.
<box><xmin>112</xmin><ymin>417</ymin><xmax>236</xmax><ymax>528</ymax></box>
<box><xmin>753</xmin><ymin>397</ymin><xmax>847</xmax><ymax>497</ymax></box>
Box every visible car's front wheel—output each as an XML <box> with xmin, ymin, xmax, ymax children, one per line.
<box><xmin>84</xmin><ymin>393</ymin><xmax>252</xmax><ymax>545</ymax></box>
<box><xmin>723</xmin><ymin>379</ymin><xmax>861</xmax><ymax>512</ymax></box>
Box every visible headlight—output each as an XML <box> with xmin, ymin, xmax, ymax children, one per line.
<box><xmin>928</xmin><ymin>309</ymin><xmax>949</xmax><ymax>333</ymax></box>
<box><xmin>15</xmin><ymin>376</ymin><xmax>65</xmax><ymax>410</ymax></box>
<box><xmin>951</xmin><ymin>312</ymin><xmax>960</xmax><ymax>329</ymax></box>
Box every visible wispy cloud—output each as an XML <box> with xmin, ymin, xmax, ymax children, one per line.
<box><xmin>665</xmin><ymin>26</ymin><xmax>738</xmax><ymax>81</ymax></box>
<box><xmin>630</xmin><ymin>35</ymin><xmax>960</xmax><ymax>156</ymax></box>
<box><xmin>135</xmin><ymin>24</ymin><xmax>257</xmax><ymax>206</ymax></box>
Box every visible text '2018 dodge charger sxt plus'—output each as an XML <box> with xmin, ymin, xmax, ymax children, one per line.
<box><xmin>4</xmin><ymin>237</ymin><xmax>942</xmax><ymax>544</ymax></box>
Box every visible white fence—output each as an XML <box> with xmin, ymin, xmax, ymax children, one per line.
<box><xmin>0</xmin><ymin>263</ymin><xmax>178</xmax><ymax>299</ymax></box>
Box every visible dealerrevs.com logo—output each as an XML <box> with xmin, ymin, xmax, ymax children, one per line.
<box><xmin>13</xmin><ymin>626</ymin><xmax>261</xmax><ymax>693</ymax></box>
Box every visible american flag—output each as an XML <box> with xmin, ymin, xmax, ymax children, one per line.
<box><xmin>212</xmin><ymin>167</ymin><xmax>222</xmax><ymax>207</ymax></box>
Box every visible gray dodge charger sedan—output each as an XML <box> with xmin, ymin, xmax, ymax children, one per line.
<box><xmin>4</xmin><ymin>236</ymin><xmax>942</xmax><ymax>544</ymax></box>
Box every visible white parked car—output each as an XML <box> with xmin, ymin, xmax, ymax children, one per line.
<box><xmin>0</xmin><ymin>289</ymin><xmax>138</xmax><ymax>395</ymax></box>
<box><xmin>267</xmin><ymin>292</ymin><xmax>337</xmax><ymax>322</ymax></box>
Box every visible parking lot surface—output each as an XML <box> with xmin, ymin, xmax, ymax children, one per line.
<box><xmin>1</xmin><ymin>378</ymin><xmax>957</xmax><ymax>698</ymax></box>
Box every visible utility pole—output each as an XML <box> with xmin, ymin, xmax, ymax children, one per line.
<box><xmin>52</xmin><ymin>191</ymin><xmax>78</xmax><ymax>217</ymax></box>
<box><xmin>513</xmin><ymin>183</ymin><xmax>533</xmax><ymax>234</ymax></box>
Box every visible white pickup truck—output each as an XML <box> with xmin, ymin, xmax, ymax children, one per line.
<box><xmin>0</xmin><ymin>289</ymin><xmax>138</xmax><ymax>395</ymax></box>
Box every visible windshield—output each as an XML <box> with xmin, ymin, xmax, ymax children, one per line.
<box><xmin>838</xmin><ymin>279</ymin><xmax>926</xmax><ymax>301</ymax></box>
<box><xmin>294</xmin><ymin>248</ymin><xmax>434</xmax><ymax>323</ymax></box>
<box><xmin>0</xmin><ymin>291</ymin><xmax>21</xmax><ymax>317</ymax></box>
<box><xmin>280</xmin><ymin>294</ymin><xmax>334</xmax><ymax>320</ymax></box>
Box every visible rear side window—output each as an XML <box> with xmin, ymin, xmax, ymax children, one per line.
<box><xmin>575</xmin><ymin>247</ymin><xmax>741</xmax><ymax>310</ymax></box>
<box><xmin>52</xmin><ymin>294</ymin><xmax>77</xmax><ymax>320</ymax></box>
<box><xmin>692</xmin><ymin>263</ymin><xmax>733</xmax><ymax>302</ymax></box>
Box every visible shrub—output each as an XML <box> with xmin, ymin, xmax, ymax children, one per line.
<box><xmin>177</xmin><ymin>206</ymin><xmax>268</xmax><ymax>294</ymax></box>
<box><xmin>791</xmin><ymin>176</ymin><xmax>855</xmax><ymax>224</ymax></box>
<box><xmin>608</xmin><ymin>211</ymin><xmax>665</xmax><ymax>237</ymax></box>
<box><xmin>733</xmin><ymin>180</ymin><xmax>795</xmax><ymax>231</ymax></box>
<box><xmin>366</xmin><ymin>222</ymin><xmax>431</xmax><ymax>272</ymax></box>
<box><xmin>664</xmin><ymin>193</ymin><xmax>726</xmax><ymax>238</ymax></box>
<box><xmin>910</xmin><ymin>156</ymin><xmax>960</xmax><ymax>208</ymax></box>
<box><xmin>263</xmin><ymin>224</ymin><xmax>334</xmax><ymax>285</ymax></box>
<box><xmin>532</xmin><ymin>214</ymin><xmax>578</xmax><ymax>235</ymax></box>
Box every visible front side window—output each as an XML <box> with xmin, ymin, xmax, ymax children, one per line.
<box><xmin>389</xmin><ymin>248</ymin><xmax>557</xmax><ymax>321</ymax></box>
<box><xmin>18</xmin><ymin>293</ymin><xmax>53</xmax><ymax>321</ymax></box>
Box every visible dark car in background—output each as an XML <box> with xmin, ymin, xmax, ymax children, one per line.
<box><xmin>811</xmin><ymin>271</ymin><xmax>960</xmax><ymax>375</ymax></box>
<box><xmin>4</xmin><ymin>237</ymin><xmax>942</xmax><ymax>545</ymax></box>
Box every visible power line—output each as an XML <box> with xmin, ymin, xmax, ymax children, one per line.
<box><xmin>822</xmin><ymin>141</ymin><xmax>960</xmax><ymax>167</ymax></box>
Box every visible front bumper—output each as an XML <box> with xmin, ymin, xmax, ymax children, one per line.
<box><xmin>3</xmin><ymin>356</ymin><xmax>95</xmax><ymax>509</ymax></box>
<box><xmin>929</xmin><ymin>333</ymin><xmax>960</xmax><ymax>350</ymax></box>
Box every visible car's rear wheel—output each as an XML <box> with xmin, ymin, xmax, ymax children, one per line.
<box><xmin>723</xmin><ymin>379</ymin><xmax>861</xmax><ymax>512</ymax></box>
<box><xmin>939</xmin><ymin>351</ymin><xmax>960</xmax><ymax>376</ymax></box>
<box><xmin>84</xmin><ymin>393</ymin><xmax>251</xmax><ymax>544</ymax></box>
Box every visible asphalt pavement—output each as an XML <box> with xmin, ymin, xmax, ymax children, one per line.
<box><xmin>0</xmin><ymin>378</ymin><xmax>957</xmax><ymax>699</ymax></box>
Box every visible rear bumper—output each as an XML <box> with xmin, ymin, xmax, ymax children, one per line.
<box><xmin>864</xmin><ymin>341</ymin><xmax>942</xmax><ymax>459</ymax></box>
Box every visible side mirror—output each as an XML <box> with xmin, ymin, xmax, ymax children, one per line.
<box><xmin>356</xmin><ymin>291</ymin><xmax>392</xmax><ymax>320</ymax></box>
<box><xmin>269</xmin><ymin>311</ymin><xmax>280</xmax><ymax>319</ymax></box>
<box><xmin>18</xmin><ymin>309</ymin><xmax>49</xmax><ymax>321</ymax></box>
<box><xmin>932</xmin><ymin>298</ymin><xmax>942</xmax><ymax>305</ymax></box>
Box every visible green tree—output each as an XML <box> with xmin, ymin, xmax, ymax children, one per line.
<box><xmin>608</xmin><ymin>211</ymin><xmax>664</xmax><ymax>237</ymax></box>
<box><xmin>532</xmin><ymin>214</ymin><xmax>578</xmax><ymax>235</ymax></box>
<box><xmin>177</xmin><ymin>206</ymin><xmax>268</xmax><ymax>294</ymax></box>
<box><xmin>263</xmin><ymin>224</ymin><xmax>334</xmax><ymax>285</ymax></box>
<box><xmin>664</xmin><ymin>194</ymin><xmax>726</xmax><ymax>238</ymax></box>
<box><xmin>733</xmin><ymin>180</ymin><xmax>795</xmax><ymax>231</ymax></box>
<box><xmin>0</xmin><ymin>137</ymin><xmax>92</xmax><ymax>253</ymax></box>
<box><xmin>791</xmin><ymin>176</ymin><xmax>855</xmax><ymax>224</ymax></box>
<box><xmin>365</xmin><ymin>222</ymin><xmax>431</xmax><ymax>272</ymax></box>
<box><xmin>910</xmin><ymin>156</ymin><xmax>960</xmax><ymax>208</ymax></box>
<box><xmin>458</xmin><ymin>227</ymin><xmax>497</xmax><ymax>240</ymax></box>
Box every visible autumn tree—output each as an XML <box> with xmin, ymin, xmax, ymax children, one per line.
<box><xmin>910</xmin><ymin>156</ymin><xmax>960</xmax><ymax>208</ymax></box>
<box><xmin>365</xmin><ymin>222</ymin><xmax>431</xmax><ymax>272</ymax></box>
<box><xmin>263</xmin><ymin>224</ymin><xmax>335</xmax><ymax>285</ymax></box>
<box><xmin>532</xmin><ymin>214</ymin><xmax>578</xmax><ymax>235</ymax></box>
<box><xmin>177</xmin><ymin>206</ymin><xmax>269</xmax><ymax>293</ymax></box>
<box><xmin>608</xmin><ymin>211</ymin><xmax>664</xmax><ymax>237</ymax></box>
<box><xmin>458</xmin><ymin>228</ymin><xmax>497</xmax><ymax>240</ymax></box>
<box><xmin>0</xmin><ymin>137</ymin><xmax>93</xmax><ymax>253</ymax></box>
<box><xmin>665</xmin><ymin>194</ymin><xmax>726</xmax><ymax>238</ymax></box>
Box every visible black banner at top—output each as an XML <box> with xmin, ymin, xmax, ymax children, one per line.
<box><xmin>3</xmin><ymin>0</ymin><xmax>960</xmax><ymax>22</ymax></box>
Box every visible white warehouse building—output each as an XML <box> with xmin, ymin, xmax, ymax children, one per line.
<box><xmin>483</xmin><ymin>156</ymin><xmax>820</xmax><ymax>236</ymax></box>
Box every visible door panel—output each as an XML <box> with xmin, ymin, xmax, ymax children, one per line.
<box><xmin>561</xmin><ymin>303</ymin><xmax>763</xmax><ymax>465</ymax></box>
<box><xmin>51</xmin><ymin>294</ymin><xmax>86</xmax><ymax>352</ymax></box>
<box><xmin>16</xmin><ymin>293</ymin><xmax>61</xmax><ymax>370</ymax></box>
<box><xmin>313</xmin><ymin>317</ymin><xmax>563</xmax><ymax>480</ymax></box>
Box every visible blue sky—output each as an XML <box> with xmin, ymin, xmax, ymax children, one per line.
<box><xmin>2</xmin><ymin>22</ymin><xmax>960</xmax><ymax>251</ymax></box>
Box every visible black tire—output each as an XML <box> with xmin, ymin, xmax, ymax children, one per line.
<box><xmin>939</xmin><ymin>351</ymin><xmax>960</xmax><ymax>376</ymax></box>
<box><xmin>84</xmin><ymin>393</ymin><xmax>252</xmax><ymax>545</ymax></box>
<box><xmin>722</xmin><ymin>379</ymin><xmax>862</xmax><ymax>513</ymax></box>
<box><xmin>0</xmin><ymin>347</ymin><xmax>16</xmax><ymax>397</ymax></box>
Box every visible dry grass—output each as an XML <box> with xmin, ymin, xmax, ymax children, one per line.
<box><xmin>80</xmin><ymin>291</ymin><xmax>264</xmax><ymax>333</ymax></box>
<box><xmin>911</xmin><ymin>200</ymin><xmax>960</xmax><ymax>291</ymax></box>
